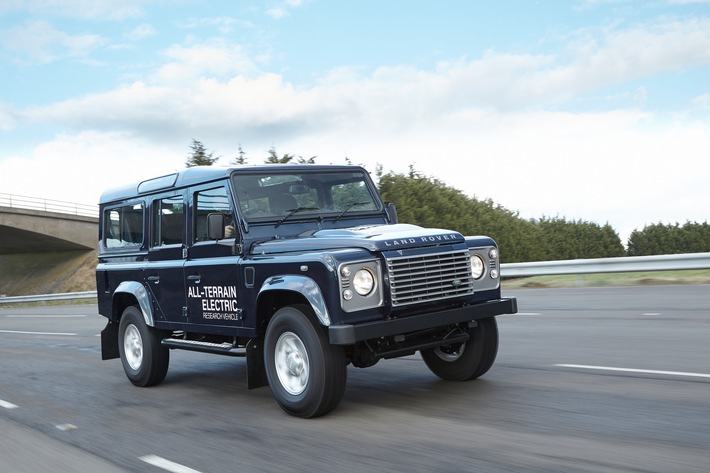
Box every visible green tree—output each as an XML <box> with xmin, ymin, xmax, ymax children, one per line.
<box><xmin>263</xmin><ymin>147</ymin><xmax>317</xmax><ymax>164</ymax></box>
<box><xmin>628</xmin><ymin>221</ymin><xmax>710</xmax><ymax>256</ymax></box>
<box><xmin>186</xmin><ymin>139</ymin><xmax>219</xmax><ymax>167</ymax></box>
<box><xmin>231</xmin><ymin>145</ymin><xmax>248</xmax><ymax>165</ymax></box>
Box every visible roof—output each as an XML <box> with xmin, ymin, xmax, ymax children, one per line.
<box><xmin>98</xmin><ymin>164</ymin><xmax>369</xmax><ymax>204</ymax></box>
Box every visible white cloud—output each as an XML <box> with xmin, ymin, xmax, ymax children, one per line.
<box><xmin>0</xmin><ymin>103</ymin><xmax>15</xmax><ymax>131</ymax></box>
<box><xmin>0</xmin><ymin>131</ymin><xmax>182</xmax><ymax>205</ymax></box>
<box><xmin>125</xmin><ymin>23</ymin><xmax>156</xmax><ymax>42</ymax></box>
<box><xmin>3</xmin><ymin>0</ymin><xmax>146</xmax><ymax>20</ymax></box>
<box><xmin>152</xmin><ymin>39</ymin><xmax>262</xmax><ymax>85</ymax></box>
<box><xmin>2</xmin><ymin>20</ymin><xmax>106</xmax><ymax>64</ymax></box>
<box><xmin>266</xmin><ymin>0</ymin><xmax>306</xmax><ymax>19</ymax></box>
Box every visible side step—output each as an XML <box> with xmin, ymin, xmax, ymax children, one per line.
<box><xmin>161</xmin><ymin>338</ymin><xmax>247</xmax><ymax>356</ymax></box>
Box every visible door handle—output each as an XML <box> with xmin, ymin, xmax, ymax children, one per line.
<box><xmin>147</xmin><ymin>275</ymin><xmax>159</xmax><ymax>284</ymax></box>
<box><xmin>187</xmin><ymin>274</ymin><xmax>201</xmax><ymax>282</ymax></box>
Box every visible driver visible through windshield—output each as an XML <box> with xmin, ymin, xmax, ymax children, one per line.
<box><xmin>232</xmin><ymin>170</ymin><xmax>380</xmax><ymax>222</ymax></box>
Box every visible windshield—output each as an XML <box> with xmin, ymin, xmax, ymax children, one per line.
<box><xmin>231</xmin><ymin>170</ymin><xmax>381</xmax><ymax>222</ymax></box>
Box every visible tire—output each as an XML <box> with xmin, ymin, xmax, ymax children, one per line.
<box><xmin>118</xmin><ymin>305</ymin><xmax>170</xmax><ymax>387</ymax></box>
<box><xmin>421</xmin><ymin>317</ymin><xmax>499</xmax><ymax>381</ymax></box>
<box><xmin>264</xmin><ymin>304</ymin><xmax>347</xmax><ymax>418</ymax></box>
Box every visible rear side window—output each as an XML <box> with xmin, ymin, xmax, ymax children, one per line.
<box><xmin>104</xmin><ymin>203</ymin><xmax>144</xmax><ymax>249</ymax></box>
<box><xmin>152</xmin><ymin>195</ymin><xmax>185</xmax><ymax>246</ymax></box>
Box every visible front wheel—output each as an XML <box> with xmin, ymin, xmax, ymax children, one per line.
<box><xmin>421</xmin><ymin>317</ymin><xmax>499</xmax><ymax>381</ymax></box>
<box><xmin>264</xmin><ymin>304</ymin><xmax>347</xmax><ymax>418</ymax></box>
<box><xmin>118</xmin><ymin>305</ymin><xmax>169</xmax><ymax>387</ymax></box>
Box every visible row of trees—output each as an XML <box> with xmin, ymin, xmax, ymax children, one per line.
<box><xmin>185</xmin><ymin>140</ymin><xmax>710</xmax><ymax>261</ymax></box>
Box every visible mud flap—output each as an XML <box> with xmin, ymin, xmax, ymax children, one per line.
<box><xmin>101</xmin><ymin>320</ymin><xmax>120</xmax><ymax>360</ymax></box>
<box><xmin>246</xmin><ymin>337</ymin><xmax>268</xmax><ymax>389</ymax></box>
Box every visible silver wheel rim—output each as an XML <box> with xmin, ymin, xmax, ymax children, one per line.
<box><xmin>274</xmin><ymin>331</ymin><xmax>309</xmax><ymax>396</ymax></box>
<box><xmin>124</xmin><ymin>324</ymin><xmax>144</xmax><ymax>371</ymax></box>
<box><xmin>434</xmin><ymin>342</ymin><xmax>465</xmax><ymax>362</ymax></box>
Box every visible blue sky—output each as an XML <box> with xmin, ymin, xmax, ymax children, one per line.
<box><xmin>1</xmin><ymin>0</ymin><xmax>709</xmax><ymax>244</ymax></box>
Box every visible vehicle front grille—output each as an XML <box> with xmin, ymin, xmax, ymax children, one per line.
<box><xmin>386</xmin><ymin>249</ymin><xmax>473</xmax><ymax>307</ymax></box>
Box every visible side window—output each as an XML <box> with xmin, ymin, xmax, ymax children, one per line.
<box><xmin>104</xmin><ymin>203</ymin><xmax>144</xmax><ymax>249</ymax></box>
<box><xmin>152</xmin><ymin>195</ymin><xmax>184</xmax><ymax>246</ymax></box>
<box><xmin>194</xmin><ymin>186</ymin><xmax>233</xmax><ymax>242</ymax></box>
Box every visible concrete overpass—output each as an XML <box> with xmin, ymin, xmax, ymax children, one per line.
<box><xmin>0</xmin><ymin>198</ymin><xmax>98</xmax><ymax>254</ymax></box>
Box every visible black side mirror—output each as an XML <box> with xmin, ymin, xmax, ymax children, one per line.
<box><xmin>387</xmin><ymin>202</ymin><xmax>398</xmax><ymax>224</ymax></box>
<box><xmin>207</xmin><ymin>213</ymin><xmax>226</xmax><ymax>240</ymax></box>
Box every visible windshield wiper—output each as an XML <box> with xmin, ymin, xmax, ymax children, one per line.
<box><xmin>334</xmin><ymin>201</ymin><xmax>370</xmax><ymax>222</ymax></box>
<box><xmin>275</xmin><ymin>207</ymin><xmax>319</xmax><ymax>228</ymax></box>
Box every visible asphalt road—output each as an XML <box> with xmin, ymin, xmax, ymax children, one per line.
<box><xmin>1</xmin><ymin>284</ymin><xmax>709</xmax><ymax>473</ymax></box>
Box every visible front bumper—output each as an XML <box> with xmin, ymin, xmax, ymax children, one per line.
<box><xmin>328</xmin><ymin>297</ymin><xmax>517</xmax><ymax>345</ymax></box>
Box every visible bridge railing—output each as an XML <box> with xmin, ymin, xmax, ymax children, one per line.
<box><xmin>0</xmin><ymin>193</ymin><xmax>98</xmax><ymax>218</ymax></box>
<box><xmin>2</xmin><ymin>252</ymin><xmax>709</xmax><ymax>305</ymax></box>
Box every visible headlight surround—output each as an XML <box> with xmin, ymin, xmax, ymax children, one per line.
<box><xmin>470</xmin><ymin>254</ymin><xmax>485</xmax><ymax>279</ymax></box>
<box><xmin>352</xmin><ymin>268</ymin><xmax>375</xmax><ymax>296</ymax></box>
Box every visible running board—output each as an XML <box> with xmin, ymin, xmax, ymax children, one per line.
<box><xmin>161</xmin><ymin>338</ymin><xmax>247</xmax><ymax>356</ymax></box>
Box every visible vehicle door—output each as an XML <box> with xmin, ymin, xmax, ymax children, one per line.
<box><xmin>184</xmin><ymin>183</ymin><xmax>244</xmax><ymax>330</ymax></box>
<box><xmin>146</xmin><ymin>191</ymin><xmax>188</xmax><ymax>324</ymax></box>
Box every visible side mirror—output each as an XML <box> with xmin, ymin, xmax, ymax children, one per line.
<box><xmin>387</xmin><ymin>202</ymin><xmax>398</xmax><ymax>224</ymax></box>
<box><xmin>207</xmin><ymin>213</ymin><xmax>226</xmax><ymax>240</ymax></box>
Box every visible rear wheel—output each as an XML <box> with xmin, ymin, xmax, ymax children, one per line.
<box><xmin>118</xmin><ymin>305</ymin><xmax>169</xmax><ymax>387</ymax></box>
<box><xmin>421</xmin><ymin>317</ymin><xmax>499</xmax><ymax>381</ymax></box>
<box><xmin>264</xmin><ymin>304</ymin><xmax>347</xmax><ymax>418</ymax></box>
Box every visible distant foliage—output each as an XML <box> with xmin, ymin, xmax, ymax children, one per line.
<box><xmin>264</xmin><ymin>147</ymin><xmax>317</xmax><ymax>164</ymax></box>
<box><xmin>377</xmin><ymin>171</ymin><xmax>625</xmax><ymax>263</ymax></box>
<box><xmin>627</xmin><ymin>222</ymin><xmax>710</xmax><ymax>256</ymax></box>
<box><xmin>185</xmin><ymin>139</ymin><xmax>219</xmax><ymax>167</ymax></box>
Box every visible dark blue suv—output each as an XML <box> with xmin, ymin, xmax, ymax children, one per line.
<box><xmin>96</xmin><ymin>165</ymin><xmax>517</xmax><ymax>417</ymax></box>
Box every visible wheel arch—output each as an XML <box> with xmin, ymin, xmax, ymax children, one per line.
<box><xmin>257</xmin><ymin>275</ymin><xmax>331</xmax><ymax>329</ymax></box>
<box><xmin>112</xmin><ymin>281</ymin><xmax>155</xmax><ymax>327</ymax></box>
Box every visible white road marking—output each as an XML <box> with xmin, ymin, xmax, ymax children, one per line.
<box><xmin>4</xmin><ymin>314</ymin><xmax>87</xmax><ymax>318</ymax></box>
<box><xmin>140</xmin><ymin>455</ymin><xmax>203</xmax><ymax>473</ymax></box>
<box><xmin>555</xmin><ymin>364</ymin><xmax>710</xmax><ymax>379</ymax></box>
<box><xmin>0</xmin><ymin>399</ymin><xmax>18</xmax><ymax>409</ymax></box>
<box><xmin>56</xmin><ymin>423</ymin><xmax>78</xmax><ymax>431</ymax></box>
<box><xmin>0</xmin><ymin>330</ymin><xmax>77</xmax><ymax>336</ymax></box>
<box><xmin>516</xmin><ymin>312</ymin><xmax>542</xmax><ymax>316</ymax></box>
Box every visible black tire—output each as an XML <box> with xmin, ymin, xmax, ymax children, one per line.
<box><xmin>118</xmin><ymin>305</ymin><xmax>169</xmax><ymax>387</ymax></box>
<box><xmin>421</xmin><ymin>317</ymin><xmax>499</xmax><ymax>381</ymax></box>
<box><xmin>264</xmin><ymin>304</ymin><xmax>347</xmax><ymax>418</ymax></box>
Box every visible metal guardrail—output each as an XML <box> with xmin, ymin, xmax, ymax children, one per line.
<box><xmin>501</xmin><ymin>252</ymin><xmax>710</xmax><ymax>277</ymax></box>
<box><xmin>0</xmin><ymin>291</ymin><xmax>97</xmax><ymax>304</ymax></box>
<box><xmin>0</xmin><ymin>193</ymin><xmax>98</xmax><ymax>218</ymax></box>
<box><xmin>2</xmin><ymin>253</ymin><xmax>710</xmax><ymax>305</ymax></box>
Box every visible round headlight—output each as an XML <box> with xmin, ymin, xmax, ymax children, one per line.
<box><xmin>353</xmin><ymin>268</ymin><xmax>375</xmax><ymax>296</ymax></box>
<box><xmin>470</xmin><ymin>254</ymin><xmax>485</xmax><ymax>279</ymax></box>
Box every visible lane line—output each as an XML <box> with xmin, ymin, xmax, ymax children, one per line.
<box><xmin>0</xmin><ymin>330</ymin><xmax>77</xmax><ymax>336</ymax></box>
<box><xmin>555</xmin><ymin>364</ymin><xmax>710</xmax><ymax>379</ymax></box>
<box><xmin>4</xmin><ymin>315</ymin><xmax>87</xmax><ymax>318</ymax></box>
<box><xmin>0</xmin><ymin>399</ymin><xmax>18</xmax><ymax>409</ymax></box>
<box><xmin>140</xmin><ymin>455</ymin><xmax>203</xmax><ymax>473</ymax></box>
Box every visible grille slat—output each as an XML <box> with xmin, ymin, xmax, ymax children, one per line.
<box><xmin>387</xmin><ymin>249</ymin><xmax>473</xmax><ymax>306</ymax></box>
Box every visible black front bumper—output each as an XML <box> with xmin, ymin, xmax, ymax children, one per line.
<box><xmin>328</xmin><ymin>297</ymin><xmax>517</xmax><ymax>345</ymax></box>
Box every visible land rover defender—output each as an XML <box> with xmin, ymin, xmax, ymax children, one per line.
<box><xmin>96</xmin><ymin>165</ymin><xmax>517</xmax><ymax>417</ymax></box>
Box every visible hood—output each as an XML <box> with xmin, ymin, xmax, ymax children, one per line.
<box><xmin>250</xmin><ymin>223</ymin><xmax>465</xmax><ymax>255</ymax></box>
